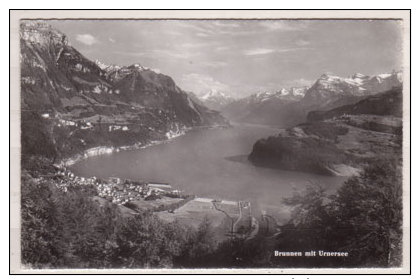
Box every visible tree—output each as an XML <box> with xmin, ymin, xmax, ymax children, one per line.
<box><xmin>21</xmin><ymin>174</ymin><xmax>61</xmax><ymax>268</ymax></box>
<box><xmin>332</xmin><ymin>159</ymin><xmax>403</xmax><ymax>267</ymax></box>
<box><xmin>272</xmin><ymin>159</ymin><xmax>403</xmax><ymax>267</ymax></box>
<box><xmin>174</xmin><ymin>217</ymin><xmax>216</xmax><ymax>267</ymax></box>
<box><xmin>52</xmin><ymin>188</ymin><xmax>121</xmax><ymax>268</ymax></box>
<box><xmin>273</xmin><ymin>185</ymin><xmax>342</xmax><ymax>267</ymax></box>
<box><xmin>113</xmin><ymin>212</ymin><xmax>185</xmax><ymax>268</ymax></box>
<box><xmin>21</xmin><ymin>170</ymin><xmax>194</xmax><ymax>269</ymax></box>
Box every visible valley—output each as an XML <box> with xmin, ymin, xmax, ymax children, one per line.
<box><xmin>17</xmin><ymin>18</ymin><xmax>406</xmax><ymax>269</ymax></box>
<box><xmin>21</xmin><ymin>20</ymin><xmax>403</xmax><ymax>234</ymax></box>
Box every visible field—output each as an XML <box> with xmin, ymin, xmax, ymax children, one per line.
<box><xmin>156</xmin><ymin>198</ymin><xmax>240</xmax><ymax>241</ymax></box>
<box><xmin>127</xmin><ymin>196</ymin><xmax>185</xmax><ymax>211</ymax></box>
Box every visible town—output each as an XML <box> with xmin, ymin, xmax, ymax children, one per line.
<box><xmin>43</xmin><ymin>165</ymin><xmax>263</xmax><ymax>241</ymax></box>
<box><xmin>51</xmin><ymin>166</ymin><xmax>189</xmax><ymax>208</ymax></box>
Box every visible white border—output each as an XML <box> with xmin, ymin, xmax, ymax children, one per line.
<box><xmin>9</xmin><ymin>9</ymin><xmax>411</xmax><ymax>275</ymax></box>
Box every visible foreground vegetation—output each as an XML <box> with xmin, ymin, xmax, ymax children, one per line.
<box><xmin>21</xmin><ymin>157</ymin><xmax>402</xmax><ymax>268</ymax></box>
<box><xmin>21</xmin><ymin>165</ymin><xmax>210</xmax><ymax>269</ymax></box>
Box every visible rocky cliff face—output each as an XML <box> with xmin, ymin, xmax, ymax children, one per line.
<box><xmin>20</xmin><ymin>20</ymin><xmax>227</xmax><ymax>160</ymax></box>
<box><xmin>248</xmin><ymin>87</ymin><xmax>403</xmax><ymax>175</ymax></box>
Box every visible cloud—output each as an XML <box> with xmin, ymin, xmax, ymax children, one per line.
<box><xmin>202</xmin><ymin>61</ymin><xmax>228</xmax><ymax>68</ymax></box>
<box><xmin>215</xmin><ymin>46</ymin><xmax>229</xmax><ymax>51</ymax></box>
<box><xmin>108</xmin><ymin>37</ymin><xmax>116</xmax><ymax>43</ymax></box>
<box><xmin>166</xmin><ymin>30</ymin><xmax>182</xmax><ymax>36</ymax></box>
<box><xmin>174</xmin><ymin>22</ymin><xmax>209</xmax><ymax>34</ymax></box>
<box><xmin>179</xmin><ymin>73</ymin><xmax>230</xmax><ymax>95</ymax></box>
<box><xmin>113</xmin><ymin>51</ymin><xmax>147</xmax><ymax>57</ymax></box>
<box><xmin>244</xmin><ymin>48</ymin><xmax>277</xmax><ymax>56</ymax></box>
<box><xmin>259</xmin><ymin>21</ymin><xmax>307</xmax><ymax>32</ymax></box>
<box><xmin>211</xmin><ymin>21</ymin><xmax>241</xmax><ymax>28</ymax></box>
<box><xmin>244</xmin><ymin>47</ymin><xmax>312</xmax><ymax>56</ymax></box>
<box><xmin>175</xmin><ymin>21</ymin><xmax>244</xmax><ymax>38</ymax></box>
<box><xmin>295</xmin><ymin>39</ymin><xmax>310</xmax><ymax>46</ymax></box>
<box><xmin>75</xmin><ymin>34</ymin><xmax>98</xmax><ymax>46</ymax></box>
<box><xmin>114</xmin><ymin>49</ymin><xmax>197</xmax><ymax>60</ymax></box>
<box><xmin>152</xmin><ymin>49</ymin><xmax>197</xmax><ymax>59</ymax></box>
<box><xmin>180</xmin><ymin>42</ymin><xmax>209</xmax><ymax>49</ymax></box>
<box><xmin>196</xmin><ymin>32</ymin><xmax>210</xmax><ymax>37</ymax></box>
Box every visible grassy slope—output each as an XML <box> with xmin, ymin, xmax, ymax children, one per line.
<box><xmin>249</xmin><ymin>89</ymin><xmax>403</xmax><ymax>175</ymax></box>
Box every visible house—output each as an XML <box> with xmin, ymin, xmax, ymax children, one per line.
<box><xmin>109</xmin><ymin>177</ymin><xmax>122</xmax><ymax>184</ymax></box>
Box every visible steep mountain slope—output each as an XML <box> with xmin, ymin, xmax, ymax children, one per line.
<box><xmin>223</xmin><ymin>72</ymin><xmax>402</xmax><ymax>127</ymax></box>
<box><xmin>20</xmin><ymin>20</ymin><xmax>227</xmax><ymax>161</ymax></box>
<box><xmin>307</xmin><ymin>88</ymin><xmax>402</xmax><ymax>122</ymax></box>
<box><xmin>248</xmin><ymin>87</ymin><xmax>403</xmax><ymax>175</ymax></box>
<box><xmin>21</xmin><ymin>21</ymin><xmax>110</xmax><ymax>111</ymax></box>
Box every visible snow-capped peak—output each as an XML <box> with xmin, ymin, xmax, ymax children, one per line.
<box><xmin>94</xmin><ymin>59</ymin><xmax>122</xmax><ymax>72</ymax></box>
<box><xmin>201</xmin><ymin>89</ymin><xmax>231</xmax><ymax>100</ymax></box>
<box><xmin>352</xmin><ymin>73</ymin><xmax>368</xmax><ymax>79</ymax></box>
<box><xmin>289</xmin><ymin>87</ymin><xmax>308</xmax><ymax>97</ymax></box>
<box><xmin>95</xmin><ymin>59</ymin><xmax>110</xmax><ymax>70</ymax></box>
<box><xmin>127</xmin><ymin>63</ymin><xmax>162</xmax><ymax>74</ymax></box>
<box><xmin>278</xmin><ymin>88</ymin><xmax>289</xmax><ymax>96</ymax></box>
<box><xmin>256</xmin><ymin>91</ymin><xmax>276</xmax><ymax>98</ymax></box>
<box><xmin>317</xmin><ymin>71</ymin><xmax>401</xmax><ymax>87</ymax></box>
<box><xmin>198</xmin><ymin>89</ymin><xmax>235</xmax><ymax>110</ymax></box>
<box><xmin>128</xmin><ymin>63</ymin><xmax>154</xmax><ymax>72</ymax></box>
<box><xmin>249</xmin><ymin>87</ymin><xmax>308</xmax><ymax>103</ymax></box>
<box><xmin>302</xmin><ymin>71</ymin><xmax>403</xmax><ymax>106</ymax></box>
<box><xmin>377</xmin><ymin>73</ymin><xmax>392</xmax><ymax>79</ymax></box>
<box><xmin>319</xmin><ymin>73</ymin><xmax>342</xmax><ymax>81</ymax></box>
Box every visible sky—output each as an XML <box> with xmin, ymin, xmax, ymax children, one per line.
<box><xmin>49</xmin><ymin>19</ymin><xmax>403</xmax><ymax>98</ymax></box>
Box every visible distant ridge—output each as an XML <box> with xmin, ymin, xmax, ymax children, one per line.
<box><xmin>222</xmin><ymin>71</ymin><xmax>402</xmax><ymax>127</ymax></box>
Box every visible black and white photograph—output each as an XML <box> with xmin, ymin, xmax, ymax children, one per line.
<box><xmin>9</xmin><ymin>10</ymin><xmax>411</xmax><ymax>274</ymax></box>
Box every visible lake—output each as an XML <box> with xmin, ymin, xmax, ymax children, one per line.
<box><xmin>70</xmin><ymin>123</ymin><xmax>347</xmax><ymax>219</ymax></box>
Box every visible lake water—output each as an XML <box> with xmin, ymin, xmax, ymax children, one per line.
<box><xmin>70</xmin><ymin>123</ymin><xmax>347</xmax><ymax>218</ymax></box>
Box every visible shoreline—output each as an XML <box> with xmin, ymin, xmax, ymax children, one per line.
<box><xmin>56</xmin><ymin>122</ymin><xmax>297</xmax><ymax>217</ymax></box>
<box><xmin>59</xmin><ymin>124</ymin><xmax>230</xmax><ymax>167</ymax></box>
<box><xmin>48</xmin><ymin>121</ymin><xmax>297</xmax><ymax>233</ymax></box>
<box><xmin>60</xmin><ymin>128</ymin><xmax>190</xmax><ymax>167</ymax></box>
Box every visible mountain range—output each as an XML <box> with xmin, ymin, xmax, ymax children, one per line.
<box><xmin>20</xmin><ymin>21</ymin><xmax>227</xmax><ymax>160</ymax></box>
<box><xmin>300</xmin><ymin>72</ymin><xmax>402</xmax><ymax>108</ymax></box>
<box><xmin>221</xmin><ymin>72</ymin><xmax>402</xmax><ymax>127</ymax></box>
<box><xmin>19</xmin><ymin>20</ymin><xmax>404</xmax><ymax>173</ymax></box>
<box><xmin>222</xmin><ymin>86</ymin><xmax>308</xmax><ymax>125</ymax></box>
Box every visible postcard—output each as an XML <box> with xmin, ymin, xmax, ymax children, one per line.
<box><xmin>9</xmin><ymin>9</ymin><xmax>411</xmax><ymax>274</ymax></box>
